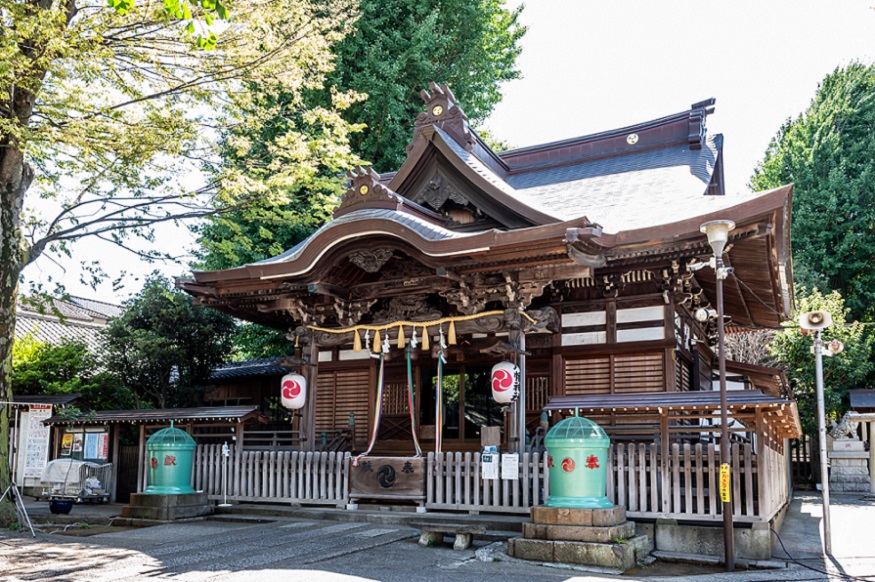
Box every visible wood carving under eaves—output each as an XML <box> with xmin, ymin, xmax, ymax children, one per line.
<box><xmin>415</xmin><ymin>172</ymin><xmax>470</xmax><ymax>212</ymax></box>
<box><xmin>349</xmin><ymin>248</ymin><xmax>394</xmax><ymax>273</ymax></box>
<box><xmin>410</xmin><ymin>82</ymin><xmax>476</xmax><ymax>153</ymax></box>
<box><xmin>371</xmin><ymin>296</ymin><xmax>442</xmax><ymax>324</ymax></box>
<box><xmin>335</xmin><ymin>165</ymin><xmax>400</xmax><ymax>218</ymax></box>
<box><xmin>440</xmin><ymin>274</ymin><xmax>549</xmax><ymax>314</ymax></box>
<box><xmin>333</xmin><ymin>298</ymin><xmax>378</xmax><ymax>328</ymax></box>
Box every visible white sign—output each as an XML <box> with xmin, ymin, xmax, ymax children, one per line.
<box><xmin>481</xmin><ymin>454</ymin><xmax>499</xmax><ymax>480</ymax></box>
<box><xmin>501</xmin><ymin>453</ymin><xmax>519</xmax><ymax>480</ymax></box>
<box><xmin>23</xmin><ymin>405</ymin><xmax>52</xmax><ymax>478</ymax></box>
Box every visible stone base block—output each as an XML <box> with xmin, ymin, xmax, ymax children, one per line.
<box><xmin>508</xmin><ymin>535</ymin><xmax>652</xmax><ymax>570</ymax></box>
<box><xmin>122</xmin><ymin>492</ymin><xmax>212</xmax><ymax>521</ymax></box>
<box><xmin>523</xmin><ymin>520</ymin><xmax>636</xmax><ymax>543</ymax></box>
<box><xmin>530</xmin><ymin>505</ymin><xmax>626</xmax><ymax>527</ymax></box>
<box><xmin>832</xmin><ymin>440</ymin><xmax>865</xmax><ymax>452</ymax></box>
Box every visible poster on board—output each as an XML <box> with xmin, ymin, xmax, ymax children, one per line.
<box><xmin>61</xmin><ymin>433</ymin><xmax>74</xmax><ymax>456</ymax></box>
<box><xmin>22</xmin><ymin>405</ymin><xmax>52</xmax><ymax>478</ymax></box>
<box><xmin>84</xmin><ymin>432</ymin><xmax>99</xmax><ymax>460</ymax></box>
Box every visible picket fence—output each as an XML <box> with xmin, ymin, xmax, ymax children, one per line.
<box><xmin>190</xmin><ymin>441</ymin><xmax>787</xmax><ymax>521</ymax></box>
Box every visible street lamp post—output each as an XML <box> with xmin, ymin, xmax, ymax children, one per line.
<box><xmin>799</xmin><ymin>310</ymin><xmax>834</xmax><ymax>556</ymax></box>
<box><xmin>700</xmin><ymin>219</ymin><xmax>736</xmax><ymax>571</ymax></box>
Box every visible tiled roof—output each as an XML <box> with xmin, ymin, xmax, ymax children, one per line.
<box><xmin>10</xmin><ymin>394</ymin><xmax>83</xmax><ymax>407</ymax></box>
<box><xmin>14</xmin><ymin>296</ymin><xmax>120</xmax><ymax>352</ymax></box>
<box><xmin>850</xmin><ymin>390</ymin><xmax>875</xmax><ymax>410</ymax></box>
<box><xmin>43</xmin><ymin>405</ymin><xmax>267</xmax><ymax>425</ymax></box>
<box><xmin>15</xmin><ymin>314</ymin><xmax>107</xmax><ymax>352</ymax></box>
<box><xmin>211</xmin><ymin>358</ymin><xmax>289</xmax><ymax>380</ymax></box>
<box><xmin>253</xmin><ymin>207</ymin><xmax>488</xmax><ymax>267</ymax></box>
<box><xmin>507</xmin><ymin>135</ymin><xmax>728</xmax><ymax>231</ymax></box>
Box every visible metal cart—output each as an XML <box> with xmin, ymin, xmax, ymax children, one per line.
<box><xmin>41</xmin><ymin>459</ymin><xmax>113</xmax><ymax>504</ymax></box>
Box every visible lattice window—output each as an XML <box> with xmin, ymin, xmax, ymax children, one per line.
<box><xmin>565</xmin><ymin>352</ymin><xmax>665</xmax><ymax>395</ymax></box>
<box><xmin>316</xmin><ymin>369</ymin><xmax>370</xmax><ymax>443</ymax></box>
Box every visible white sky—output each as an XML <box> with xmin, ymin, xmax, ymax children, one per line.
<box><xmin>23</xmin><ymin>0</ymin><xmax>875</xmax><ymax>305</ymax></box>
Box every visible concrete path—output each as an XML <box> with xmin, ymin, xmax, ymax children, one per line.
<box><xmin>2</xmin><ymin>492</ymin><xmax>874</xmax><ymax>581</ymax></box>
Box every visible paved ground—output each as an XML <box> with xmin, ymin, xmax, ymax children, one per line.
<box><xmin>1</xmin><ymin>492</ymin><xmax>874</xmax><ymax>581</ymax></box>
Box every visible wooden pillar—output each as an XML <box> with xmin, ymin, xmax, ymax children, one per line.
<box><xmin>304</xmin><ymin>341</ymin><xmax>319</xmax><ymax>452</ymax></box>
<box><xmin>234</xmin><ymin>422</ymin><xmax>244</xmax><ymax>496</ymax></box>
<box><xmin>660</xmin><ymin>410</ymin><xmax>670</xmax><ymax>513</ymax></box>
<box><xmin>755</xmin><ymin>408</ymin><xmax>768</xmax><ymax>518</ymax></box>
<box><xmin>136</xmin><ymin>424</ymin><xmax>145</xmax><ymax>493</ymax></box>
<box><xmin>110</xmin><ymin>424</ymin><xmax>120</xmax><ymax>502</ymax></box>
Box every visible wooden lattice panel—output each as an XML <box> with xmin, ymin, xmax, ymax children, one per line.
<box><xmin>565</xmin><ymin>357</ymin><xmax>611</xmax><ymax>394</ymax></box>
<box><xmin>613</xmin><ymin>353</ymin><xmax>664</xmax><ymax>393</ymax></box>
<box><xmin>565</xmin><ymin>352</ymin><xmax>665</xmax><ymax>395</ymax></box>
<box><xmin>316</xmin><ymin>369</ymin><xmax>370</xmax><ymax>443</ymax></box>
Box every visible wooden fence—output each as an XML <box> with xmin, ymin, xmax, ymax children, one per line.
<box><xmin>425</xmin><ymin>452</ymin><xmax>548</xmax><ymax>514</ymax></box>
<box><xmin>193</xmin><ymin>445</ymin><xmax>349</xmax><ymax>506</ymax></box>
<box><xmin>191</xmin><ymin>442</ymin><xmax>788</xmax><ymax>522</ymax></box>
<box><xmin>607</xmin><ymin>442</ymin><xmax>785</xmax><ymax>523</ymax></box>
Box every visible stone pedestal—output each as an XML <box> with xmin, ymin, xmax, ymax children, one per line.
<box><xmin>829</xmin><ymin>440</ymin><xmax>871</xmax><ymax>493</ymax></box>
<box><xmin>122</xmin><ymin>492</ymin><xmax>213</xmax><ymax>521</ymax></box>
<box><xmin>508</xmin><ymin>505</ymin><xmax>651</xmax><ymax>571</ymax></box>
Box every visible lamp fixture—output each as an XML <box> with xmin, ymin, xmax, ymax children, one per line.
<box><xmin>700</xmin><ymin>220</ymin><xmax>735</xmax><ymax>257</ymax></box>
<box><xmin>695</xmin><ymin>307</ymin><xmax>717</xmax><ymax>322</ymax></box>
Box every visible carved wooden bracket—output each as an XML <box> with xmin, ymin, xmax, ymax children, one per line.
<box><xmin>348</xmin><ymin>248</ymin><xmax>394</xmax><ymax>273</ymax></box>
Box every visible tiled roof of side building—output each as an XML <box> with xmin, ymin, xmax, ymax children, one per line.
<box><xmin>15</xmin><ymin>314</ymin><xmax>106</xmax><ymax>352</ymax></box>
<box><xmin>211</xmin><ymin>358</ymin><xmax>290</xmax><ymax>380</ymax></box>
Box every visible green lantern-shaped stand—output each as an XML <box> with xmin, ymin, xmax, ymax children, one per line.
<box><xmin>544</xmin><ymin>415</ymin><xmax>612</xmax><ymax>508</ymax></box>
<box><xmin>144</xmin><ymin>421</ymin><xmax>196</xmax><ymax>495</ymax></box>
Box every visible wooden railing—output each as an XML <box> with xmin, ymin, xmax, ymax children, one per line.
<box><xmin>425</xmin><ymin>452</ymin><xmax>548</xmax><ymax>514</ymax></box>
<box><xmin>607</xmin><ymin>442</ymin><xmax>787</xmax><ymax>522</ymax></box>
<box><xmin>193</xmin><ymin>445</ymin><xmax>349</xmax><ymax>506</ymax></box>
<box><xmin>191</xmin><ymin>442</ymin><xmax>788</xmax><ymax>521</ymax></box>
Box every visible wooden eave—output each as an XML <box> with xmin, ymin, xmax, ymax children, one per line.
<box><xmin>594</xmin><ymin>184</ymin><xmax>794</xmax><ymax>327</ymax></box>
<box><xmin>725</xmin><ymin>360</ymin><xmax>790</xmax><ymax>398</ymax></box>
<box><xmin>187</xmin><ymin>216</ymin><xmax>601</xmax><ymax>288</ymax></box>
<box><xmin>544</xmin><ymin>390</ymin><xmax>802</xmax><ymax>439</ymax></box>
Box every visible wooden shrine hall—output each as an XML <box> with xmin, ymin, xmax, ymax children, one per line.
<box><xmin>179</xmin><ymin>85</ymin><xmax>800</xmax><ymax>540</ymax></box>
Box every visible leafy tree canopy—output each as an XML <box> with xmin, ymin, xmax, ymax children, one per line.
<box><xmin>751</xmin><ymin>63</ymin><xmax>875</xmax><ymax>320</ymax></box>
<box><xmin>0</xmin><ymin>0</ymin><xmax>358</xmax><ymax>491</ymax></box>
<box><xmin>321</xmin><ymin>0</ymin><xmax>526</xmax><ymax>172</ymax></box>
<box><xmin>101</xmin><ymin>274</ymin><xmax>236</xmax><ymax>408</ymax></box>
<box><xmin>769</xmin><ymin>289</ymin><xmax>874</xmax><ymax>434</ymax></box>
<box><xmin>11</xmin><ymin>335</ymin><xmax>134</xmax><ymax>410</ymax></box>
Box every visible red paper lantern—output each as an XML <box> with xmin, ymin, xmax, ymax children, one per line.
<box><xmin>490</xmin><ymin>361</ymin><xmax>519</xmax><ymax>404</ymax></box>
<box><xmin>280</xmin><ymin>373</ymin><xmax>307</xmax><ymax>409</ymax></box>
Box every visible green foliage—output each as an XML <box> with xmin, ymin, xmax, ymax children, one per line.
<box><xmin>769</xmin><ymin>289</ymin><xmax>874</xmax><ymax>434</ymax></box>
<box><xmin>11</xmin><ymin>335</ymin><xmax>134</xmax><ymax>411</ymax></box>
<box><xmin>12</xmin><ymin>338</ymin><xmax>96</xmax><ymax>395</ymax></box>
<box><xmin>101</xmin><ymin>273</ymin><xmax>236</xmax><ymax>408</ymax></box>
<box><xmin>231</xmin><ymin>323</ymin><xmax>290</xmax><ymax>361</ymax></box>
<box><xmin>751</xmin><ymin>63</ymin><xmax>875</xmax><ymax>320</ymax></box>
<box><xmin>321</xmin><ymin>0</ymin><xmax>526</xmax><ymax>172</ymax></box>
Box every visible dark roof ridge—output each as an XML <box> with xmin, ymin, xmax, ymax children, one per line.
<box><xmin>499</xmin><ymin>99</ymin><xmax>716</xmax><ymax>173</ymax></box>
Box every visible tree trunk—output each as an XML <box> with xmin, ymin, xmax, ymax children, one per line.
<box><xmin>0</xmin><ymin>142</ymin><xmax>34</xmax><ymax>493</ymax></box>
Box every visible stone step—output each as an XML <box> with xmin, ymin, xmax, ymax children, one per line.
<box><xmin>509</xmin><ymin>534</ymin><xmax>652</xmax><ymax>570</ymax></box>
<box><xmin>523</xmin><ymin>520</ymin><xmax>636</xmax><ymax>543</ymax></box>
